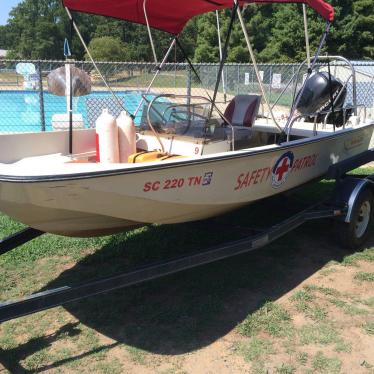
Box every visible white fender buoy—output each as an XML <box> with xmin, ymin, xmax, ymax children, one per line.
<box><xmin>95</xmin><ymin>108</ymin><xmax>119</xmax><ymax>163</ymax></box>
<box><xmin>117</xmin><ymin>111</ymin><xmax>136</xmax><ymax>163</ymax></box>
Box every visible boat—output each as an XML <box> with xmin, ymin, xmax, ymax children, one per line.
<box><xmin>0</xmin><ymin>0</ymin><xmax>373</xmax><ymax>237</ymax></box>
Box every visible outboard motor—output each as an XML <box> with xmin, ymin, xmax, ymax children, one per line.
<box><xmin>296</xmin><ymin>72</ymin><xmax>348</xmax><ymax>127</ymax></box>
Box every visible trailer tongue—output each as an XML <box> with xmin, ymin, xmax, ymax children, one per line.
<box><xmin>0</xmin><ymin>202</ymin><xmax>346</xmax><ymax>323</ymax></box>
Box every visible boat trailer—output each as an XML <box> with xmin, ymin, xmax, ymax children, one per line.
<box><xmin>1</xmin><ymin>150</ymin><xmax>374</xmax><ymax>324</ymax></box>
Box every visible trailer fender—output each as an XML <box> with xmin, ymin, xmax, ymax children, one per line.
<box><xmin>332</xmin><ymin>177</ymin><xmax>374</xmax><ymax>223</ymax></box>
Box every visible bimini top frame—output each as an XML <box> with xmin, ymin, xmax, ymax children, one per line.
<box><xmin>63</xmin><ymin>0</ymin><xmax>334</xmax><ymax>144</ymax></box>
<box><xmin>62</xmin><ymin>0</ymin><xmax>334</xmax><ymax>35</ymax></box>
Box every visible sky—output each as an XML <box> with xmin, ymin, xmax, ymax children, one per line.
<box><xmin>0</xmin><ymin>0</ymin><xmax>21</xmax><ymax>25</ymax></box>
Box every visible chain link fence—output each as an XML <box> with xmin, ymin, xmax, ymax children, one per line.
<box><xmin>0</xmin><ymin>59</ymin><xmax>373</xmax><ymax>132</ymax></box>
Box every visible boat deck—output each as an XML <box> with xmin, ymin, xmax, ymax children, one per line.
<box><xmin>253</xmin><ymin>118</ymin><xmax>348</xmax><ymax>137</ymax></box>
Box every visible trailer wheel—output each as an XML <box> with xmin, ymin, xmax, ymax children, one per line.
<box><xmin>335</xmin><ymin>189</ymin><xmax>373</xmax><ymax>249</ymax></box>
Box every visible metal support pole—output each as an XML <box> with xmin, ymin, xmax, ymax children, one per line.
<box><xmin>327</xmin><ymin>59</ymin><xmax>336</xmax><ymax>130</ymax></box>
<box><xmin>187</xmin><ymin>64</ymin><xmax>192</xmax><ymax>120</ymax></box>
<box><xmin>269</xmin><ymin>66</ymin><xmax>273</xmax><ymax>106</ymax></box>
<box><xmin>284</xmin><ymin>22</ymin><xmax>331</xmax><ymax>134</ymax></box>
<box><xmin>302</xmin><ymin>4</ymin><xmax>311</xmax><ymax>69</ymax></box>
<box><xmin>64</xmin><ymin>37</ymin><xmax>73</xmax><ymax>154</ymax></box>
<box><xmin>66</xmin><ymin>61</ymin><xmax>73</xmax><ymax>154</ymax></box>
<box><xmin>225</xmin><ymin>66</ymin><xmax>228</xmax><ymax>100</ymax></box>
<box><xmin>65</xmin><ymin>7</ymin><xmax>127</xmax><ymax>115</ymax></box>
<box><xmin>216</xmin><ymin>10</ymin><xmax>227</xmax><ymax>103</ymax></box>
<box><xmin>174</xmin><ymin>46</ymin><xmax>177</xmax><ymax>88</ymax></box>
<box><xmin>143</xmin><ymin>0</ymin><xmax>158</xmax><ymax>64</ymax></box>
<box><xmin>133</xmin><ymin>38</ymin><xmax>177</xmax><ymax>118</ymax></box>
<box><xmin>209</xmin><ymin>1</ymin><xmax>239</xmax><ymax>119</ymax></box>
<box><xmin>37</xmin><ymin>62</ymin><xmax>46</xmax><ymax>132</ymax></box>
<box><xmin>237</xmin><ymin>65</ymin><xmax>240</xmax><ymax>95</ymax></box>
<box><xmin>236</xmin><ymin>3</ymin><xmax>282</xmax><ymax>133</ymax></box>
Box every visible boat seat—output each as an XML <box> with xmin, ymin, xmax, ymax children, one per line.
<box><xmin>224</xmin><ymin>95</ymin><xmax>261</xmax><ymax>127</ymax></box>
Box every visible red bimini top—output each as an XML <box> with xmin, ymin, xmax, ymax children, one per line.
<box><xmin>63</xmin><ymin>0</ymin><xmax>334</xmax><ymax>35</ymax></box>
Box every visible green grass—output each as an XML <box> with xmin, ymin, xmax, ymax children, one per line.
<box><xmin>290</xmin><ymin>286</ymin><xmax>329</xmax><ymax>321</ymax></box>
<box><xmin>93</xmin><ymin>359</ymin><xmax>123</xmax><ymax>374</ymax></box>
<box><xmin>126</xmin><ymin>346</ymin><xmax>148</xmax><ymax>365</ymax></box>
<box><xmin>102</xmin><ymin>71</ymin><xmax>198</xmax><ymax>89</ymax></box>
<box><xmin>362</xmin><ymin>321</ymin><xmax>374</xmax><ymax>335</ymax></box>
<box><xmin>305</xmin><ymin>285</ymin><xmax>341</xmax><ymax>298</ymax></box>
<box><xmin>304</xmin><ymin>305</ymin><xmax>328</xmax><ymax>321</ymax></box>
<box><xmin>290</xmin><ymin>289</ymin><xmax>313</xmax><ymax>303</ymax></box>
<box><xmin>349</xmin><ymin>167</ymin><xmax>374</xmax><ymax>176</ymax></box>
<box><xmin>236</xmin><ymin>337</ymin><xmax>275</xmax><ymax>362</ymax></box>
<box><xmin>319</xmin><ymin>261</ymin><xmax>340</xmax><ymax>276</ymax></box>
<box><xmin>360</xmin><ymin>297</ymin><xmax>374</xmax><ymax>307</ymax></box>
<box><xmin>292</xmin><ymin>301</ymin><xmax>328</xmax><ymax>322</ymax></box>
<box><xmin>328</xmin><ymin>298</ymin><xmax>369</xmax><ymax>316</ymax></box>
<box><xmin>275</xmin><ymin>363</ymin><xmax>296</xmax><ymax>374</ymax></box>
<box><xmin>298</xmin><ymin>323</ymin><xmax>340</xmax><ymax>346</ymax></box>
<box><xmin>238</xmin><ymin>302</ymin><xmax>293</xmax><ymax>338</ymax></box>
<box><xmin>341</xmin><ymin>249</ymin><xmax>374</xmax><ymax>267</ymax></box>
<box><xmin>296</xmin><ymin>352</ymin><xmax>309</xmax><ymax>365</ymax></box>
<box><xmin>334</xmin><ymin>340</ymin><xmax>352</xmax><ymax>353</ymax></box>
<box><xmin>354</xmin><ymin>272</ymin><xmax>374</xmax><ymax>282</ymax></box>
<box><xmin>311</xmin><ymin>351</ymin><xmax>342</xmax><ymax>373</ymax></box>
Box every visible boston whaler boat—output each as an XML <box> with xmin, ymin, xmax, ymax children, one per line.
<box><xmin>0</xmin><ymin>0</ymin><xmax>373</xmax><ymax>237</ymax></box>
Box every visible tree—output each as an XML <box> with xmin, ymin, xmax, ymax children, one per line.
<box><xmin>86</xmin><ymin>36</ymin><xmax>127</xmax><ymax>61</ymax></box>
<box><xmin>0</xmin><ymin>26</ymin><xmax>10</xmax><ymax>49</ymax></box>
<box><xmin>255</xmin><ymin>0</ymin><xmax>374</xmax><ymax>62</ymax></box>
<box><xmin>92</xmin><ymin>19</ymin><xmax>124</xmax><ymax>40</ymax></box>
<box><xmin>340</xmin><ymin>0</ymin><xmax>374</xmax><ymax>59</ymax></box>
<box><xmin>257</xmin><ymin>4</ymin><xmax>325</xmax><ymax>62</ymax></box>
<box><xmin>246</xmin><ymin>4</ymin><xmax>275</xmax><ymax>58</ymax></box>
<box><xmin>5</xmin><ymin>0</ymin><xmax>65</xmax><ymax>59</ymax></box>
<box><xmin>227</xmin><ymin>9</ymin><xmax>250</xmax><ymax>63</ymax></box>
<box><xmin>1</xmin><ymin>0</ymin><xmax>373</xmax><ymax>62</ymax></box>
<box><xmin>193</xmin><ymin>13</ymin><xmax>220</xmax><ymax>62</ymax></box>
<box><xmin>174</xmin><ymin>18</ymin><xmax>198</xmax><ymax>61</ymax></box>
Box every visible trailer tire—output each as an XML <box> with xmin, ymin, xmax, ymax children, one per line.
<box><xmin>334</xmin><ymin>188</ymin><xmax>373</xmax><ymax>249</ymax></box>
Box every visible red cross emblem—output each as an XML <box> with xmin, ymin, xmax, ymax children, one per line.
<box><xmin>272</xmin><ymin>151</ymin><xmax>294</xmax><ymax>188</ymax></box>
<box><xmin>275</xmin><ymin>157</ymin><xmax>291</xmax><ymax>182</ymax></box>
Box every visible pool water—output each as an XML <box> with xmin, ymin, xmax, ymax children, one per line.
<box><xmin>0</xmin><ymin>90</ymin><xmax>152</xmax><ymax>132</ymax></box>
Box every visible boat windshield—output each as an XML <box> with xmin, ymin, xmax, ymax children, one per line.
<box><xmin>139</xmin><ymin>94</ymin><xmax>227</xmax><ymax>139</ymax></box>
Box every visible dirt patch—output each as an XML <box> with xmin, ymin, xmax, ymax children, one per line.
<box><xmin>1</xmin><ymin>217</ymin><xmax>374</xmax><ymax>373</ymax></box>
<box><xmin>114</xmin><ymin>249</ymin><xmax>374</xmax><ymax>374</ymax></box>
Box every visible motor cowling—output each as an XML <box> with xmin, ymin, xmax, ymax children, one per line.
<box><xmin>296</xmin><ymin>72</ymin><xmax>348</xmax><ymax>127</ymax></box>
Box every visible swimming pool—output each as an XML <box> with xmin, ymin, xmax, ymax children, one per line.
<box><xmin>0</xmin><ymin>90</ymin><xmax>152</xmax><ymax>132</ymax></box>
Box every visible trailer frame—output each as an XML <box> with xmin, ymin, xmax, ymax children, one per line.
<box><xmin>1</xmin><ymin>149</ymin><xmax>374</xmax><ymax>324</ymax></box>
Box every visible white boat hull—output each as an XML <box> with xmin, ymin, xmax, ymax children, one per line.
<box><xmin>0</xmin><ymin>124</ymin><xmax>373</xmax><ymax>236</ymax></box>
